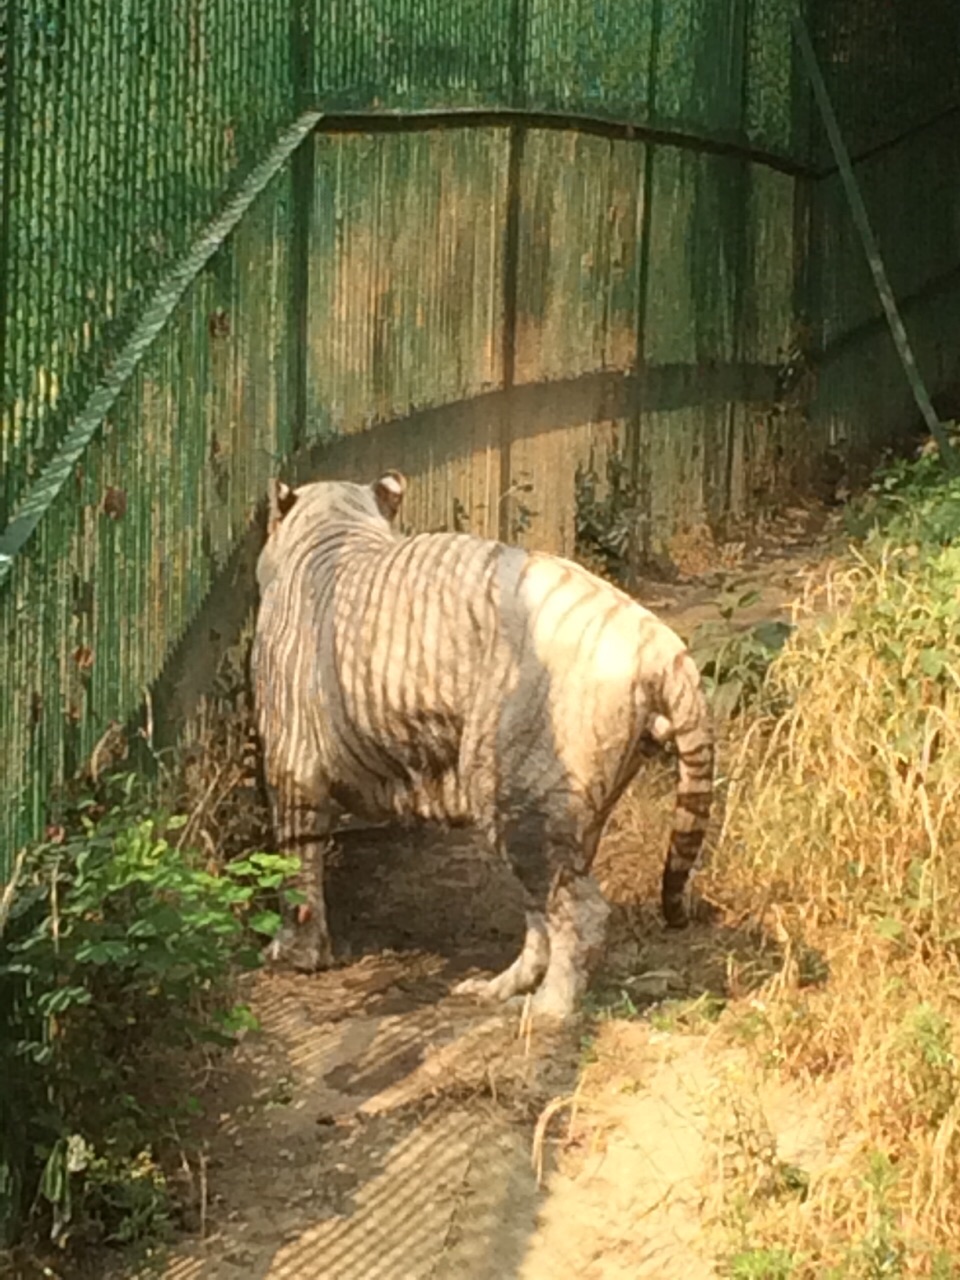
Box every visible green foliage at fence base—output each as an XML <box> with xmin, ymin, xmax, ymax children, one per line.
<box><xmin>0</xmin><ymin>773</ymin><xmax>299</xmax><ymax>1257</ymax></box>
<box><xmin>845</xmin><ymin>429</ymin><xmax>960</xmax><ymax>549</ymax></box>
<box><xmin>689</xmin><ymin>590</ymin><xmax>794</xmax><ymax>721</ymax></box>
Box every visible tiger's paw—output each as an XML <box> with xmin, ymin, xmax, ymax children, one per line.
<box><xmin>526</xmin><ymin>984</ymin><xmax>579</xmax><ymax>1022</ymax></box>
<box><xmin>451</xmin><ymin>971</ymin><xmax>522</xmax><ymax>1003</ymax></box>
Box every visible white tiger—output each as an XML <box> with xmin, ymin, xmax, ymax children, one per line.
<box><xmin>252</xmin><ymin>471</ymin><xmax>713</xmax><ymax>1019</ymax></box>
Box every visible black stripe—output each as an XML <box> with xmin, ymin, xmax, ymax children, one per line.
<box><xmin>676</xmin><ymin>794</ymin><xmax>712</xmax><ymax>818</ymax></box>
<box><xmin>668</xmin><ymin>833</ymin><xmax>705</xmax><ymax>860</ymax></box>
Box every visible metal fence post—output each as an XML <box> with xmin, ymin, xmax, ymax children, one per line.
<box><xmin>794</xmin><ymin>12</ymin><xmax>960</xmax><ymax>474</ymax></box>
<box><xmin>0</xmin><ymin>0</ymin><xmax>18</xmax><ymax>529</ymax></box>
<box><xmin>719</xmin><ymin>0</ymin><xmax>754</xmax><ymax>527</ymax></box>
<box><xmin>497</xmin><ymin>0</ymin><xmax>529</xmax><ymax>542</ymax></box>
<box><xmin>627</xmin><ymin>0</ymin><xmax>664</xmax><ymax>586</ymax></box>
<box><xmin>288</xmin><ymin>0</ymin><xmax>316</xmax><ymax>458</ymax></box>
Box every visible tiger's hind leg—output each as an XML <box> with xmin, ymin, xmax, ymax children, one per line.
<box><xmin>501</xmin><ymin>802</ymin><xmax>609</xmax><ymax>1020</ymax></box>
<box><xmin>528</xmin><ymin>869</ymin><xmax>610</xmax><ymax>1020</ymax></box>
<box><xmin>452</xmin><ymin>910</ymin><xmax>549</xmax><ymax>1002</ymax></box>
<box><xmin>450</xmin><ymin>801</ymin><xmax>552</xmax><ymax>1005</ymax></box>
<box><xmin>265</xmin><ymin>771</ymin><xmax>335</xmax><ymax>973</ymax></box>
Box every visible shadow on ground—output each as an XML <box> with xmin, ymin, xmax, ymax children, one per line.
<box><xmin>127</xmin><ymin>770</ymin><xmax>795</xmax><ymax>1280</ymax></box>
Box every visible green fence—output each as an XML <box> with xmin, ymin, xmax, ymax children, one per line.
<box><xmin>2</xmin><ymin>0</ymin><xmax>960</xmax><ymax>880</ymax></box>
<box><xmin>1</xmin><ymin>0</ymin><xmax>297</xmax><ymax>528</ymax></box>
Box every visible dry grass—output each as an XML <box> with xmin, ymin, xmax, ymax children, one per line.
<box><xmin>168</xmin><ymin>631</ymin><xmax>270</xmax><ymax>864</ymax></box>
<box><xmin>696</xmin><ymin>547</ymin><xmax>960</xmax><ymax>1276</ymax></box>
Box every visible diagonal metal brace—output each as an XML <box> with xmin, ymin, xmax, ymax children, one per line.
<box><xmin>794</xmin><ymin>14</ymin><xmax>960</xmax><ymax>475</ymax></box>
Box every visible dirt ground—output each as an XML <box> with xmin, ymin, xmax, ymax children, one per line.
<box><xmin>124</xmin><ymin>503</ymin><xmax>841</xmax><ymax>1280</ymax></box>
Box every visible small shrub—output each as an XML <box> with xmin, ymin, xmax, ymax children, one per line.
<box><xmin>845</xmin><ymin>436</ymin><xmax>960</xmax><ymax>548</ymax></box>
<box><xmin>0</xmin><ymin>772</ymin><xmax>299</xmax><ymax>1256</ymax></box>
<box><xmin>897</xmin><ymin>1004</ymin><xmax>959</xmax><ymax>1130</ymax></box>
<box><xmin>581</xmin><ymin>987</ymin><xmax>640</xmax><ymax>1021</ymax></box>
<box><xmin>574</xmin><ymin>445</ymin><xmax>644</xmax><ymax>585</ymax></box>
<box><xmin>826</xmin><ymin>1151</ymin><xmax>907</xmax><ymax>1280</ymax></box>
<box><xmin>649</xmin><ymin>991</ymin><xmax>727</xmax><ymax>1034</ymax></box>
<box><xmin>688</xmin><ymin>590</ymin><xmax>793</xmax><ymax>719</ymax></box>
<box><xmin>728</xmin><ymin>1246</ymin><xmax>797</xmax><ymax>1279</ymax></box>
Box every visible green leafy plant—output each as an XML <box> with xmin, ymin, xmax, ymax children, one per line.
<box><xmin>649</xmin><ymin>991</ymin><xmax>727</xmax><ymax>1034</ymax></box>
<box><xmin>845</xmin><ymin>429</ymin><xmax>960</xmax><ymax>548</ymax></box>
<box><xmin>581</xmin><ymin>987</ymin><xmax>640</xmax><ymax>1021</ymax></box>
<box><xmin>688</xmin><ymin>590</ymin><xmax>793</xmax><ymax>719</ymax></box>
<box><xmin>0</xmin><ymin>772</ymin><xmax>300</xmax><ymax>1255</ymax></box>
<box><xmin>898</xmin><ymin>1004</ymin><xmax>959</xmax><ymax>1130</ymax></box>
<box><xmin>574</xmin><ymin>445</ymin><xmax>643</xmax><ymax>585</ymax></box>
<box><xmin>853</xmin><ymin>1151</ymin><xmax>905</xmax><ymax>1279</ymax></box>
<box><xmin>503</xmin><ymin>475</ymin><xmax>537</xmax><ymax>541</ymax></box>
<box><xmin>728</xmin><ymin>1246</ymin><xmax>797</xmax><ymax>1279</ymax></box>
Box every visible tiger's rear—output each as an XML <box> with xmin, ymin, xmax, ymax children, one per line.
<box><xmin>507</xmin><ymin>547</ymin><xmax>714</xmax><ymax>929</ymax></box>
<box><xmin>252</xmin><ymin>470</ymin><xmax>714</xmax><ymax>1015</ymax></box>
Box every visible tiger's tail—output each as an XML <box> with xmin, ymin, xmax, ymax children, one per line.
<box><xmin>659</xmin><ymin>649</ymin><xmax>715</xmax><ymax>928</ymax></box>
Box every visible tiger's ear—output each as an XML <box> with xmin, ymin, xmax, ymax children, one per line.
<box><xmin>267</xmin><ymin>478</ymin><xmax>299</xmax><ymax>535</ymax></box>
<box><xmin>276</xmin><ymin>482</ymin><xmax>298</xmax><ymax>517</ymax></box>
<box><xmin>373</xmin><ymin>471</ymin><xmax>406</xmax><ymax>522</ymax></box>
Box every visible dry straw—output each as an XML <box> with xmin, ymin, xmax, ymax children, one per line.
<box><xmin>699</xmin><ymin>547</ymin><xmax>960</xmax><ymax>1273</ymax></box>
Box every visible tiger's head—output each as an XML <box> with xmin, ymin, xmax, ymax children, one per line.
<box><xmin>257</xmin><ymin>471</ymin><xmax>407</xmax><ymax>591</ymax></box>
